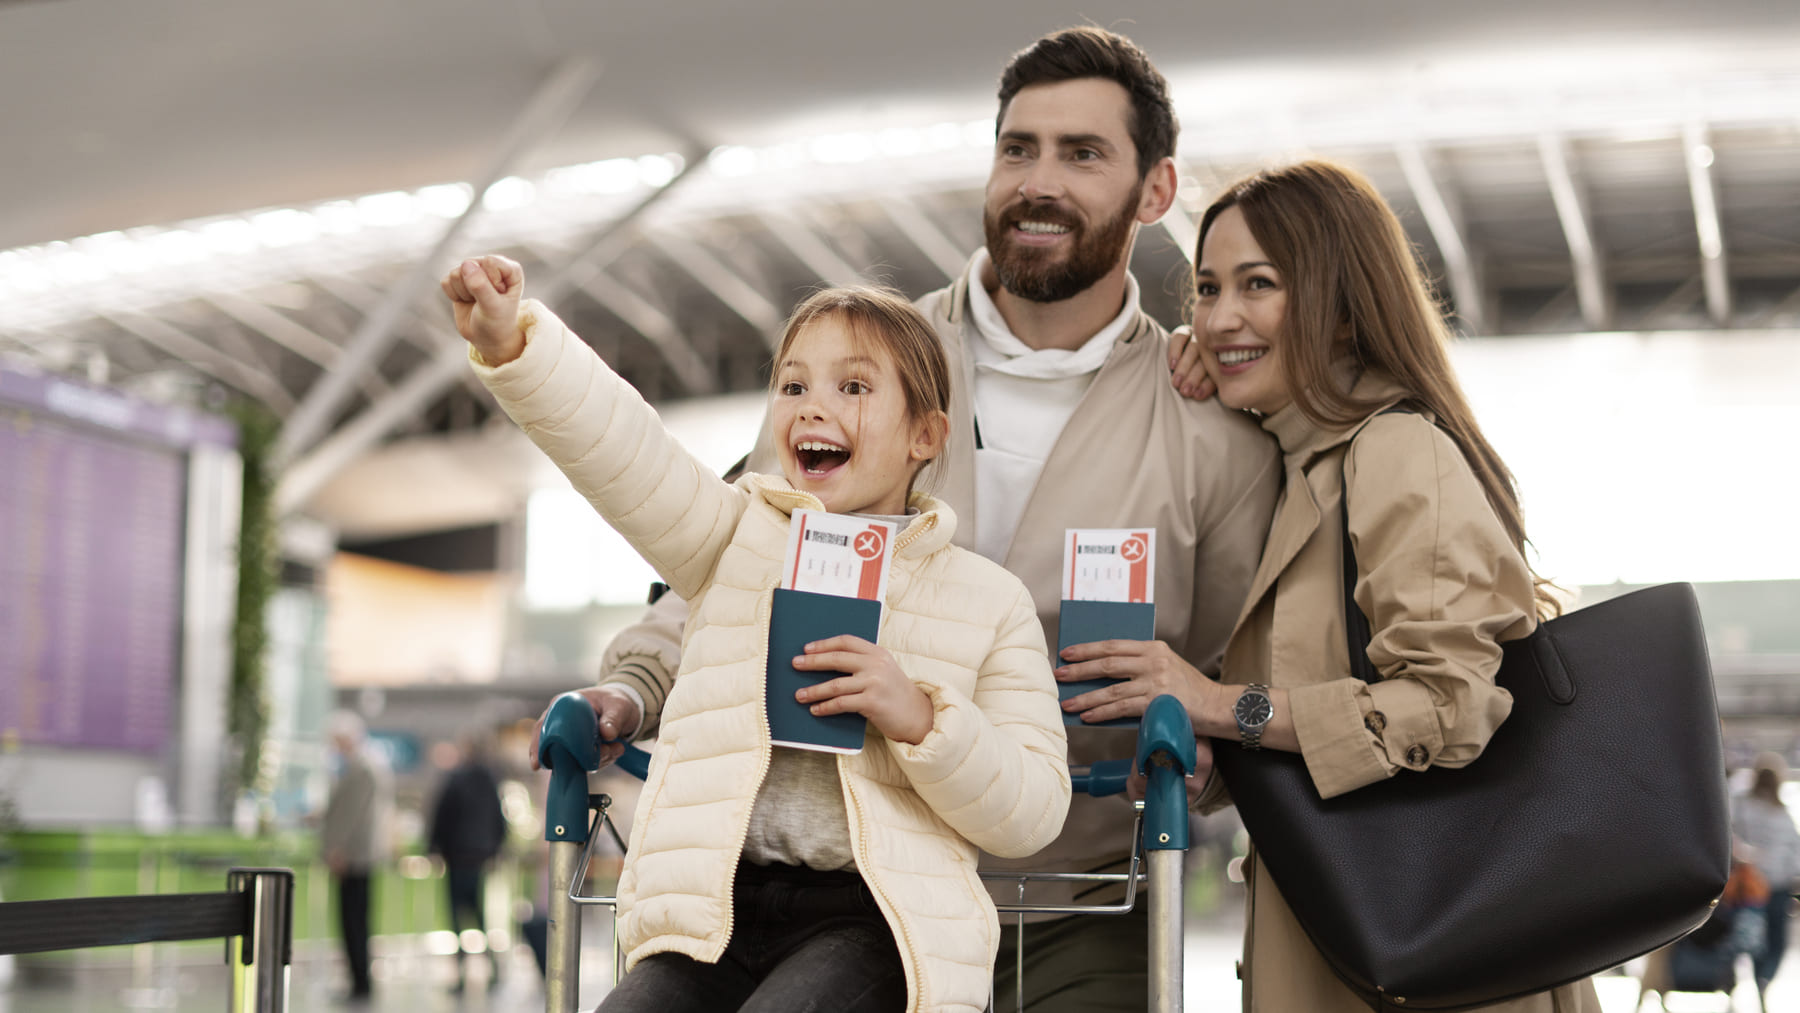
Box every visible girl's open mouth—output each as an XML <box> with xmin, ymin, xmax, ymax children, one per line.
<box><xmin>795</xmin><ymin>439</ymin><xmax>851</xmax><ymax>475</ymax></box>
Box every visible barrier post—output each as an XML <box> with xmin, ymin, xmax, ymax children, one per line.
<box><xmin>1136</xmin><ymin>695</ymin><xmax>1198</xmax><ymax>1013</ymax></box>
<box><xmin>225</xmin><ymin>867</ymin><xmax>294</xmax><ymax>1013</ymax></box>
<box><xmin>539</xmin><ymin>693</ymin><xmax>602</xmax><ymax>1013</ymax></box>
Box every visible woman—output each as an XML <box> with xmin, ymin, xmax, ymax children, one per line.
<box><xmin>1055</xmin><ymin>160</ymin><xmax>1598</xmax><ymax>1010</ymax></box>
<box><xmin>1735</xmin><ymin>753</ymin><xmax>1800</xmax><ymax>1010</ymax></box>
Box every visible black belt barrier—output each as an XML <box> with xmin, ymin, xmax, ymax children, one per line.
<box><xmin>0</xmin><ymin>890</ymin><xmax>247</xmax><ymax>954</ymax></box>
<box><xmin>0</xmin><ymin>866</ymin><xmax>294</xmax><ymax>1012</ymax></box>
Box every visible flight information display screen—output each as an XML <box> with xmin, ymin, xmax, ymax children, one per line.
<box><xmin>0</xmin><ymin>369</ymin><xmax>234</xmax><ymax>754</ymax></box>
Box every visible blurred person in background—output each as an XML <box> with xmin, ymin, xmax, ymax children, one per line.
<box><xmin>1118</xmin><ymin>159</ymin><xmax>1599</xmax><ymax>1011</ymax></box>
<box><xmin>531</xmin><ymin>25</ymin><xmax>1279</xmax><ymax>1012</ymax></box>
<box><xmin>321</xmin><ymin>710</ymin><xmax>393</xmax><ymax>1005</ymax></box>
<box><xmin>428</xmin><ymin>728</ymin><xmax>509</xmax><ymax>993</ymax></box>
<box><xmin>1735</xmin><ymin>752</ymin><xmax>1800</xmax><ymax>1012</ymax></box>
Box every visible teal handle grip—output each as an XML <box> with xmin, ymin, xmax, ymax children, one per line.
<box><xmin>615</xmin><ymin>743</ymin><xmax>651</xmax><ymax>781</ymax></box>
<box><xmin>1070</xmin><ymin>758</ymin><xmax>1134</xmax><ymax>797</ymax></box>
<box><xmin>540</xmin><ymin>693</ymin><xmax>600</xmax><ymax>844</ymax></box>
<box><xmin>1135</xmin><ymin>694</ymin><xmax>1197</xmax><ymax>851</ymax></box>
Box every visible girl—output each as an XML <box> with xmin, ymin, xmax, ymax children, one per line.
<box><xmin>1055</xmin><ymin>160</ymin><xmax>1600</xmax><ymax>1010</ymax></box>
<box><xmin>442</xmin><ymin>255</ymin><xmax>1070</xmax><ymax>1013</ymax></box>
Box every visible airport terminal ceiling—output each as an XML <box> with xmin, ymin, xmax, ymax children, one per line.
<box><xmin>1</xmin><ymin>0</ymin><xmax>1798</xmax><ymax>536</ymax></box>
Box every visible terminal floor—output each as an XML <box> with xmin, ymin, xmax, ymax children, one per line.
<box><xmin>0</xmin><ymin>923</ymin><xmax>1793</xmax><ymax>1012</ymax></box>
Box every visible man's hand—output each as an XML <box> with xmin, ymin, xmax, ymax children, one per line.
<box><xmin>527</xmin><ymin>686</ymin><xmax>643</xmax><ymax>771</ymax></box>
<box><xmin>792</xmin><ymin>636</ymin><xmax>934</xmax><ymax>746</ymax></box>
<box><xmin>1167</xmin><ymin>325</ymin><xmax>1217</xmax><ymax>402</ymax></box>
<box><xmin>1055</xmin><ymin>638</ymin><xmax>1221</xmax><ymax>728</ymax></box>
<box><xmin>1125</xmin><ymin>736</ymin><xmax>1214</xmax><ymax>807</ymax></box>
<box><xmin>442</xmin><ymin>255</ymin><xmax>527</xmax><ymax>365</ymax></box>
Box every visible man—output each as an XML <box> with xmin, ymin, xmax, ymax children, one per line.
<box><xmin>427</xmin><ymin>730</ymin><xmax>509</xmax><ymax>993</ymax></box>
<box><xmin>321</xmin><ymin>710</ymin><xmax>392</xmax><ymax>1005</ymax></box>
<box><xmin>538</xmin><ymin>27</ymin><xmax>1278</xmax><ymax>1011</ymax></box>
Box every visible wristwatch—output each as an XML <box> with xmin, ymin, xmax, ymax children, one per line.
<box><xmin>1234</xmin><ymin>684</ymin><xmax>1273</xmax><ymax>750</ymax></box>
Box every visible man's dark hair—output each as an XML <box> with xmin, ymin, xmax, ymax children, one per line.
<box><xmin>997</xmin><ymin>26</ymin><xmax>1178</xmax><ymax>179</ymax></box>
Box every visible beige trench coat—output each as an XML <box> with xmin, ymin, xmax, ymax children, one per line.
<box><xmin>1215</xmin><ymin>375</ymin><xmax>1600</xmax><ymax>1013</ymax></box>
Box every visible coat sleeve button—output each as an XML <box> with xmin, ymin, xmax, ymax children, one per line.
<box><xmin>1364</xmin><ymin>710</ymin><xmax>1387</xmax><ymax>734</ymax></box>
<box><xmin>1405</xmin><ymin>744</ymin><xmax>1429</xmax><ymax>767</ymax></box>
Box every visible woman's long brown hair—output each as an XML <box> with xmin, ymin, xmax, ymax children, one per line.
<box><xmin>1198</xmin><ymin>160</ymin><xmax>1561</xmax><ymax>616</ymax></box>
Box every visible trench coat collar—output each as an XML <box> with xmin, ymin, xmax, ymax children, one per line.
<box><xmin>1234</xmin><ymin>367</ymin><xmax>1413</xmax><ymax>624</ymax></box>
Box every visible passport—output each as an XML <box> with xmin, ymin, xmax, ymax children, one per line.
<box><xmin>1056</xmin><ymin>599</ymin><xmax>1157</xmax><ymax>728</ymax></box>
<box><xmin>765</xmin><ymin>587</ymin><xmax>880</xmax><ymax>753</ymax></box>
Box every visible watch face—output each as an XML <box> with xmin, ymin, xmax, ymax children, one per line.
<box><xmin>1235</xmin><ymin>691</ymin><xmax>1272</xmax><ymax>727</ymax></box>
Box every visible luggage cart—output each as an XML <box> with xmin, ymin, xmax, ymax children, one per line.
<box><xmin>536</xmin><ymin>691</ymin><xmax>1198</xmax><ymax>1013</ymax></box>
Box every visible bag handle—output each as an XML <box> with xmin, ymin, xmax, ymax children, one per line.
<box><xmin>1339</xmin><ymin>406</ymin><xmax>1576</xmax><ymax>705</ymax></box>
<box><xmin>1338</xmin><ymin>406</ymin><xmax>1416</xmax><ymax>686</ymax></box>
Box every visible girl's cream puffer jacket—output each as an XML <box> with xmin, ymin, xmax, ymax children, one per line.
<box><xmin>474</xmin><ymin>301</ymin><xmax>1071</xmax><ymax>1013</ymax></box>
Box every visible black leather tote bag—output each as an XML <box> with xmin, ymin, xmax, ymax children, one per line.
<box><xmin>1212</xmin><ymin>453</ymin><xmax>1731</xmax><ymax>1011</ymax></box>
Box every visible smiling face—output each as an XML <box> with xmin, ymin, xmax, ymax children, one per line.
<box><xmin>1195</xmin><ymin>205</ymin><xmax>1293</xmax><ymax>416</ymax></box>
<box><xmin>772</xmin><ymin>315</ymin><xmax>944</xmax><ymax>516</ymax></box>
<box><xmin>983</xmin><ymin>78</ymin><xmax>1149</xmax><ymax>303</ymax></box>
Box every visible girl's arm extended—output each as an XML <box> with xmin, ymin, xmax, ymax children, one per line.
<box><xmin>885</xmin><ymin>580</ymin><xmax>1072</xmax><ymax>859</ymax></box>
<box><xmin>447</xmin><ymin>256</ymin><xmax>743</xmax><ymax>600</ymax></box>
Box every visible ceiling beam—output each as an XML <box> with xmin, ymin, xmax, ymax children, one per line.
<box><xmin>568</xmin><ymin>271</ymin><xmax>719</xmax><ymax>396</ymax></box>
<box><xmin>1395</xmin><ymin>141</ymin><xmax>1487</xmax><ymax>335</ymax></box>
<box><xmin>273</xmin><ymin>342</ymin><xmax>469</xmax><ymax>516</ymax></box>
<box><xmin>272</xmin><ymin>142</ymin><xmax>707</xmax><ymax>518</ymax></box>
<box><xmin>877</xmin><ymin>196</ymin><xmax>967</xmax><ymax>281</ymax></box>
<box><xmin>273</xmin><ymin>56</ymin><xmax>601</xmax><ymax>467</ymax></box>
<box><xmin>522</xmin><ymin>236</ymin><xmax>719</xmax><ymax>396</ymax></box>
<box><xmin>525</xmin><ymin>142</ymin><xmax>708</xmax><ymax>309</ymax></box>
<box><xmin>1536</xmin><ymin>134</ymin><xmax>1612</xmax><ymax>330</ymax></box>
<box><xmin>98</xmin><ymin>311</ymin><xmax>295</xmax><ymax>413</ymax></box>
<box><xmin>1681</xmin><ymin>123</ymin><xmax>1732</xmax><ymax>324</ymax></box>
<box><xmin>647</xmin><ymin>231</ymin><xmax>785</xmax><ymax>346</ymax></box>
<box><xmin>1745</xmin><ymin>279</ymin><xmax>1800</xmax><ymax>328</ymax></box>
<box><xmin>758</xmin><ymin>211</ymin><xmax>865</xmax><ymax>288</ymax></box>
<box><xmin>206</xmin><ymin>292</ymin><xmax>392</xmax><ymax>399</ymax></box>
<box><xmin>1636</xmin><ymin>276</ymin><xmax>1704</xmax><ymax>330</ymax></box>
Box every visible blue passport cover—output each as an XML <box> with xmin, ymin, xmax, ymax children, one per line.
<box><xmin>1056</xmin><ymin>599</ymin><xmax>1157</xmax><ymax>728</ymax></box>
<box><xmin>766</xmin><ymin>587</ymin><xmax>880</xmax><ymax>753</ymax></box>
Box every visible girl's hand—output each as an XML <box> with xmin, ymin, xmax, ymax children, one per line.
<box><xmin>442</xmin><ymin>255</ymin><xmax>527</xmax><ymax>365</ymax></box>
<box><xmin>1055</xmin><ymin>638</ymin><xmax>1221</xmax><ymax>728</ymax></box>
<box><xmin>1167</xmin><ymin>325</ymin><xmax>1217</xmax><ymax>402</ymax></box>
<box><xmin>793</xmin><ymin>636</ymin><xmax>934</xmax><ymax>745</ymax></box>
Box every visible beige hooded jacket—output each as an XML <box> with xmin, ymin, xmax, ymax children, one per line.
<box><xmin>473</xmin><ymin>301</ymin><xmax>1071</xmax><ymax>1013</ymax></box>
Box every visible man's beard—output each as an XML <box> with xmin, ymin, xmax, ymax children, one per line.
<box><xmin>983</xmin><ymin>182</ymin><xmax>1142</xmax><ymax>303</ymax></box>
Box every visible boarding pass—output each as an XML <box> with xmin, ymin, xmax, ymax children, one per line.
<box><xmin>782</xmin><ymin>509</ymin><xmax>897</xmax><ymax>603</ymax></box>
<box><xmin>1063</xmin><ymin>528</ymin><xmax>1155</xmax><ymax>604</ymax></box>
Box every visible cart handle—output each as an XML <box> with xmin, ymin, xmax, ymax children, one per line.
<box><xmin>1135</xmin><ymin>694</ymin><xmax>1196</xmax><ymax>851</ymax></box>
<box><xmin>538</xmin><ymin>691</ymin><xmax>655</xmax><ymax>846</ymax></box>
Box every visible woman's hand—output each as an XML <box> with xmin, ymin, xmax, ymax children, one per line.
<box><xmin>793</xmin><ymin>636</ymin><xmax>934</xmax><ymax>745</ymax></box>
<box><xmin>442</xmin><ymin>254</ymin><xmax>527</xmax><ymax>365</ymax></box>
<box><xmin>1167</xmin><ymin>325</ymin><xmax>1217</xmax><ymax>402</ymax></box>
<box><xmin>1056</xmin><ymin>638</ymin><xmax>1223</xmax><ymax>729</ymax></box>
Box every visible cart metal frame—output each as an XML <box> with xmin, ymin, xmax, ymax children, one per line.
<box><xmin>537</xmin><ymin>691</ymin><xmax>1197</xmax><ymax>1013</ymax></box>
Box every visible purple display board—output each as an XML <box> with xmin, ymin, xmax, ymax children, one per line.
<box><xmin>0</xmin><ymin>368</ymin><xmax>232</xmax><ymax>754</ymax></box>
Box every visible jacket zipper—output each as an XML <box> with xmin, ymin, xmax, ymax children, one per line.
<box><xmin>839</xmin><ymin>519</ymin><xmax>929</xmax><ymax>1011</ymax></box>
<box><xmin>842</xmin><ymin>770</ymin><xmax>923</xmax><ymax>1013</ymax></box>
<box><xmin>716</xmin><ymin>580</ymin><xmax>778</xmax><ymax>960</ymax></box>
